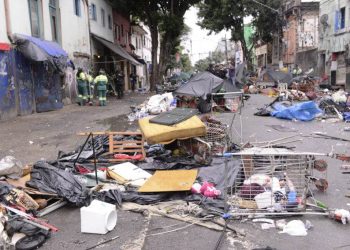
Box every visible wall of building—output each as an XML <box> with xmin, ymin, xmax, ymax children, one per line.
<box><xmin>297</xmin><ymin>14</ymin><xmax>319</xmax><ymax>49</ymax></box>
<box><xmin>89</xmin><ymin>0</ymin><xmax>113</xmax><ymax>42</ymax></box>
<box><xmin>59</xmin><ymin>0</ymin><xmax>90</xmax><ymax>68</ymax></box>
<box><xmin>113</xmin><ymin>11</ymin><xmax>131</xmax><ymax>52</ymax></box>
<box><xmin>283</xmin><ymin>16</ymin><xmax>297</xmax><ymax>65</ymax></box>
<box><xmin>319</xmin><ymin>0</ymin><xmax>350</xmax><ymax>87</ymax></box>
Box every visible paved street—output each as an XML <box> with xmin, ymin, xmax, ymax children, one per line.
<box><xmin>1</xmin><ymin>94</ymin><xmax>349</xmax><ymax>250</ymax></box>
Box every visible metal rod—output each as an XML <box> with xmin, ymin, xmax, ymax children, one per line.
<box><xmin>91</xmin><ymin>133</ymin><xmax>98</xmax><ymax>185</ymax></box>
<box><xmin>73</xmin><ymin>133</ymin><xmax>92</xmax><ymax>169</ymax></box>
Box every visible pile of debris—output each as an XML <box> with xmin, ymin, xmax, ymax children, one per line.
<box><xmin>1</xmin><ymin>99</ymin><xmax>349</xmax><ymax>249</ymax></box>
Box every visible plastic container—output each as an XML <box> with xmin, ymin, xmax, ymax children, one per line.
<box><xmin>80</xmin><ymin>200</ymin><xmax>117</xmax><ymax>234</ymax></box>
<box><xmin>254</xmin><ymin>191</ymin><xmax>275</xmax><ymax>209</ymax></box>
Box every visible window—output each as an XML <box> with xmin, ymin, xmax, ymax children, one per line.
<box><xmin>108</xmin><ymin>15</ymin><xmax>112</xmax><ymax>29</ymax></box>
<box><xmin>101</xmin><ymin>8</ymin><xmax>105</xmax><ymax>27</ymax></box>
<box><xmin>143</xmin><ymin>36</ymin><xmax>146</xmax><ymax>46</ymax></box>
<box><xmin>49</xmin><ymin>0</ymin><xmax>60</xmax><ymax>42</ymax></box>
<box><xmin>335</xmin><ymin>7</ymin><xmax>346</xmax><ymax>31</ymax></box>
<box><xmin>121</xmin><ymin>25</ymin><xmax>124</xmax><ymax>37</ymax></box>
<box><xmin>28</xmin><ymin>0</ymin><xmax>41</xmax><ymax>37</ymax></box>
<box><xmin>90</xmin><ymin>4</ymin><xmax>97</xmax><ymax>21</ymax></box>
<box><xmin>340</xmin><ymin>7</ymin><xmax>345</xmax><ymax>29</ymax></box>
<box><xmin>74</xmin><ymin>0</ymin><xmax>81</xmax><ymax>16</ymax></box>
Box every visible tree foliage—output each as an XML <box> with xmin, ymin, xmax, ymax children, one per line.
<box><xmin>197</xmin><ymin>0</ymin><xmax>282</xmax><ymax>67</ymax></box>
<box><xmin>111</xmin><ymin>0</ymin><xmax>199</xmax><ymax>90</ymax></box>
<box><xmin>194</xmin><ymin>51</ymin><xmax>225</xmax><ymax>72</ymax></box>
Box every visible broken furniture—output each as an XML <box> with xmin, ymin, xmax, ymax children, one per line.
<box><xmin>78</xmin><ymin>131</ymin><xmax>146</xmax><ymax>162</ymax></box>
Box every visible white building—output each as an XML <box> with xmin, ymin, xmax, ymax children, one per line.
<box><xmin>0</xmin><ymin>0</ymin><xmax>91</xmax><ymax>68</ymax></box>
<box><xmin>131</xmin><ymin>23</ymin><xmax>152</xmax><ymax>88</ymax></box>
<box><xmin>318</xmin><ymin>0</ymin><xmax>350</xmax><ymax>89</ymax></box>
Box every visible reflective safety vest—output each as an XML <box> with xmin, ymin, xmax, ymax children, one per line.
<box><xmin>86</xmin><ymin>74</ymin><xmax>94</xmax><ymax>84</ymax></box>
<box><xmin>77</xmin><ymin>72</ymin><xmax>87</xmax><ymax>86</ymax></box>
<box><xmin>94</xmin><ymin>75</ymin><xmax>108</xmax><ymax>91</ymax></box>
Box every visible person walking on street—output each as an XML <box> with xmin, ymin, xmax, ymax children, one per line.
<box><xmin>86</xmin><ymin>71</ymin><xmax>94</xmax><ymax>105</ymax></box>
<box><xmin>76</xmin><ymin>68</ymin><xmax>88</xmax><ymax>106</ymax></box>
<box><xmin>130</xmin><ymin>72</ymin><xmax>137</xmax><ymax>92</ymax></box>
<box><xmin>116</xmin><ymin>70</ymin><xmax>124</xmax><ymax>99</ymax></box>
<box><xmin>94</xmin><ymin>69</ymin><xmax>108</xmax><ymax>106</ymax></box>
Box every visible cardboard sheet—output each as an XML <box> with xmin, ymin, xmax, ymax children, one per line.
<box><xmin>107</xmin><ymin>162</ymin><xmax>152</xmax><ymax>187</ymax></box>
<box><xmin>138</xmin><ymin>169</ymin><xmax>198</xmax><ymax>192</ymax></box>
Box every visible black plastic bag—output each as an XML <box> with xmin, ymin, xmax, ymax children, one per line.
<box><xmin>26</xmin><ymin>161</ymin><xmax>90</xmax><ymax>206</ymax></box>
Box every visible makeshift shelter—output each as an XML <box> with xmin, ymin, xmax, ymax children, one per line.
<box><xmin>174</xmin><ymin>71</ymin><xmax>224</xmax><ymax>100</ymax></box>
<box><xmin>8</xmin><ymin>34</ymin><xmax>68</xmax><ymax>113</ymax></box>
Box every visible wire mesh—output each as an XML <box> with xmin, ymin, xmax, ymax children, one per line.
<box><xmin>229</xmin><ymin>150</ymin><xmax>325</xmax><ymax>213</ymax></box>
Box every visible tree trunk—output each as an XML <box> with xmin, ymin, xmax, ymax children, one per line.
<box><xmin>157</xmin><ymin>34</ymin><xmax>172</xmax><ymax>83</ymax></box>
<box><xmin>149</xmin><ymin>24</ymin><xmax>159</xmax><ymax>91</ymax></box>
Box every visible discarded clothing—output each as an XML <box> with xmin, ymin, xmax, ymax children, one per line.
<box><xmin>271</xmin><ymin>101</ymin><xmax>322</xmax><ymax>121</ymax></box>
<box><xmin>26</xmin><ymin>161</ymin><xmax>89</xmax><ymax>206</ymax></box>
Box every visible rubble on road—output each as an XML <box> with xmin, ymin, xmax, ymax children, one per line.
<box><xmin>0</xmin><ymin>69</ymin><xmax>349</xmax><ymax>249</ymax></box>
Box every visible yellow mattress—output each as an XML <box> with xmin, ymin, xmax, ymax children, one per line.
<box><xmin>138</xmin><ymin>116</ymin><xmax>206</xmax><ymax>144</ymax></box>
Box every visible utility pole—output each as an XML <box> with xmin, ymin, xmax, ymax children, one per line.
<box><xmin>224</xmin><ymin>34</ymin><xmax>229</xmax><ymax>65</ymax></box>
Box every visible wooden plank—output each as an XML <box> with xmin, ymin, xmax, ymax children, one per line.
<box><xmin>113</xmin><ymin>145</ymin><xmax>141</xmax><ymax>149</ymax></box>
<box><xmin>78</xmin><ymin>131</ymin><xmax>142</xmax><ymax>136</ymax></box>
<box><xmin>138</xmin><ymin>170</ymin><xmax>198</xmax><ymax>192</ymax></box>
<box><xmin>109</xmin><ymin>134</ymin><xmax>114</xmax><ymax>154</ymax></box>
<box><xmin>113</xmin><ymin>149</ymin><xmax>143</xmax><ymax>153</ymax></box>
<box><xmin>113</xmin><ymin>140</ymin><xmax>143</xmax><ymax>144</ymax></box>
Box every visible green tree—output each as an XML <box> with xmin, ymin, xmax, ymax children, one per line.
<box><xmin>197</xmin><ymin>0</ymin><xmax>282</xmax><ymax>68</ymax></box>
<box><xmin>111</xmin><ymin>0</ymin><xmax>199</xmax><ymax>90</ymax></box>
<box><xmin>194</xmin><ymin>51</ymin><xmax>225</xmax><ymax>72</ymax></box>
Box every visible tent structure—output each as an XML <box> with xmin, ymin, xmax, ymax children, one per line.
<box><xmin>260</xmin><ymin>68</ymin><xmax>293</xmax><ymax>84</ymax></box>
<box><xmin>12</xmin><ymin>33</ymin><xmax>68</xmax><ymax>72</ymax></box>
<box><xmin>174</xmin><ymin>71</ymin><xmax>224</xmax><ymax>100</ymax></box>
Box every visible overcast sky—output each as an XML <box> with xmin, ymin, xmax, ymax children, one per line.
<box><xmin>183</xmin><ymin>7</ymin><xmax>230</xmax><ymax>64</ymax></box>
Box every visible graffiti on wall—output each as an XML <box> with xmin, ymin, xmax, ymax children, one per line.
<box><xmin>298</xmin><ymin>16</ymin><xmax>319</xmax><ymax>49</ymax></box>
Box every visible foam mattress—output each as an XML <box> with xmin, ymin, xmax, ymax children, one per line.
<box><xmin>138</xmin><ymin>115</ymin><xmax>206</xmax><ymax>144</ymax></box>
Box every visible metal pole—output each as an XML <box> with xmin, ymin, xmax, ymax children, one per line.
<box><xmin>91</xmin><ymin>133</ymin><xmax>98</xmax><ymax>185</ymax></box>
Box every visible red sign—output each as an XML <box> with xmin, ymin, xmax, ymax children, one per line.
<box><xmin>0</xmin><ymin>43</ymin><xmax>10</xmax><ymax>51</ymax></box>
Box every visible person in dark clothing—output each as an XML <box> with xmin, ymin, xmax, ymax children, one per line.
<box><xmin>129</xmin><ymin>72</ymin><xmax>137</xmax><ymax>92</ymax></box>
<box><xmin>115</xmin><ymin>70</ymin><xmax>125</xmax><ymax>99</ymax></box>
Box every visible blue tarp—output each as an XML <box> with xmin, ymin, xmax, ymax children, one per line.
<box><xmin>19</xmin><ymin>34</ymin><xmax>67</xmax><ymax>58</ymax></box>
<box><xmin>12</xmin><ymin>34</ymin><xmax>68</xmax><ymax>72</ymax></box>
<box><xmin>271</xmin><ymin>101</ymin><xmax>323</xmax><ymax>121</ymax></box>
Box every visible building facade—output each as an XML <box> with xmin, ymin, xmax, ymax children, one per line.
<box><xmin>0</xmin><ymin>0</ymin><xmax>91</xmax><ymax>120</ymax></box>
<box><xmin>282</xmin><ymin>0</ymin><xmax>319</xmax><ymax>71</ymax></box>
<box><xmin>318</xmin><ymin>0</ymin><xmax>350</xmax><ymax>89</ymax></box>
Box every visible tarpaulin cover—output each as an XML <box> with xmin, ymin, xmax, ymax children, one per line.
<box><xmin>174</xmin><ymin>71</ymin><xmax>224</xmax><ymax>100</ymax></box>
<box><xmin>271</xmin><ymin>101</ymin><xmax>322</xmax><ymax>121</ymax></box>
<box><xmin>26</xmin><ymin>161</ymin><xmax>89</xmax><ymax>206</ymax></box>
<box><xmin>261</xmin><ymin>69</ymin><xmax>293</xmax><ymax>84</ymax></box>
<box><xmin>149</xmin><ymin>108</ymin><xmax>199</xmax><ymax>125</ymax></box>
<box><xmin>12</xmin><ymin>33</ymin><xmax>68</xmax><ymax>72</ymax></box>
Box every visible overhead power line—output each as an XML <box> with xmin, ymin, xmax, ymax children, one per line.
<box><xmin>249</xmin><ymin>0</ymin><xmax>279</xmax><ymax>13</ymax></box>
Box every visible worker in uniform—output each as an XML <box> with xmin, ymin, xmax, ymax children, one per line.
<box><xmin>94</xmin><ymin>69</ymin><xmax>108</xmax><ymax>106</ymax></box>
<box><xmin>86</xmin><ymin>71</ymin><xmax>94</xmax><ymax>105</ymax></box>
<box><xmin>292</xmin><ymin>64</ymin><xmax>302</xmax><ymax>77</ymax></box>
<box><xmin>115</xmin><ymin>69</ymin><xmax>125</xmax><ymax>99</ymax></box>
<box><xmin>76</xmin><ymin>68</ymin><xmax>88</xmax><ymax>106</ymax></box>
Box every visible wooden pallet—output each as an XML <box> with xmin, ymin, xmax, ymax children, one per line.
<box><xmin>78</xmin><ymin>131</ymin><xmax>146</xmax><ymax>162</ymax></box>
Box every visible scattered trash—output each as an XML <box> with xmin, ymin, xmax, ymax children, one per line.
<box><xmin>279</xmin><ymin>220</ymin><xmax>308</xmax><ymax>236</ymax></box>
<box><xmin>0</xmin><ymin>156</ymin><xmax>23</xmax><ymax>179</ymax></box>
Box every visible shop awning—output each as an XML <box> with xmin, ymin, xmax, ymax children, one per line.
<box><xmin>12</xmin><ymin>33</ymin><xmax>68</xmax><ymax>71</ymax></box>
<box><xmin>92</xmin><ymin>34</ymin><xmax>140</xmax><ymax>65</ymax></box>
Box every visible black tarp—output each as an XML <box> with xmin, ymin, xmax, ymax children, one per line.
<box><xmin>260</xmin><ymin>69</ymin><xmax>293</xmax><ymax>84</ymax></box>
<box><xmin>26</xmin><ymin>161</ymin><xmax>90</xmax><ymax>206</ymax></box>
<box><xmin>174</xmin><ymin>71</ymin><xmax>224</xmax><ymax>100</ymax></box>
<box><xmin>12</xmin><ymin>33</ymin><xmax>68</xmax><ymax>72</ymax></box>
